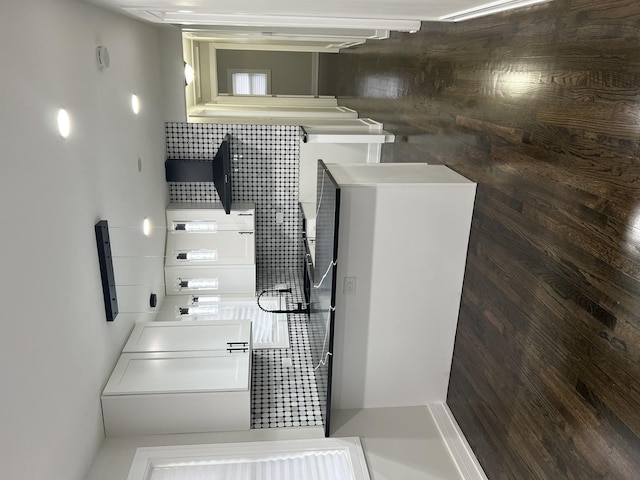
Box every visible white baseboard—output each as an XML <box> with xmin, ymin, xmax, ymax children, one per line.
<box><xmin>428</xmin><ymin>403</ymin><xmax>489</xmax><ymax>480</ymax></box>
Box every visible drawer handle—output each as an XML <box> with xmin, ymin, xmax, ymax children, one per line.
<box><xmin>172</xmin><ymin>221</ymin><xmax>217</xmax><ymax>232</ymax></box>
<box><xmin>176</xmin><ymin>249</ymin><xmax>218</xmax><ymax>261</ymax></box>
<box><xmin>227</xmin><ymin>342</ymin><xmax>249</xmax><ymax>346</ymax></box>
<box><xmin>178</xmin><ymin>278</ymin><xmax>219</xmax><ymax>290</ymax></box>
<box><xmin>237</xmin><ymin>213</ymin><xmax>254</xmax><ymax>217</ymax></box>
<box><xmin>238</xmin><ymin>231</ymin><xmax>254</xmax><ymax>235</ymax></box>
<box><xmin>227</xmin><ymin>347</ymin><xmax>248</xmax><ymax>353</ymax></box>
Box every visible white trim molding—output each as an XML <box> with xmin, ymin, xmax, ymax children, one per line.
<box><xmin>428</xmin><ymin>403</ymin><xmax>489</xmax><ymax>480</ymax></box>
<box><xmin>440</xmin><ymin>0</ymin><xmax>551</xmax><ymax>22</ymax></box>
<box><xmin>124</xmin><ymin>9</ymin><xmax>421</xmax><ymax>32</ymax></box>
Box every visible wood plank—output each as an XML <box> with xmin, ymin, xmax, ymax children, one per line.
<box><xmin>325</xmin><ymin>0</ymin><xmax>640</xmax><ymax>477</ymax></box>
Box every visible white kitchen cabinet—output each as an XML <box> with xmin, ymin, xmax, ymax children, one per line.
<box><xmin>326</xmin><ymin>163</ymin><xmax>476</xmax><ymax>410</ymax></box>
<box><xmin>164</xmin><ymin>265</ymin><xmax>256</xmax><ymax>295</ymax></box>
<box><xmin>164</xmin><ymin>202</ymin><xmax>256</xmax><ymax>296</ymax></box>
<box><xmin>154</xmin><ymin>295</ymin><xmax>290</xmax><ymax>350</ymax></box>
<box><xmin>298</xmin><ymin>117</ymin><xmax>396</xmax><ymax>205</ymax></box>
<box><xmin>101</xmin><ymin>320</ymin><xmax>252</xmax><ymax>436</ymax></box>
<box><xmin>164</xmin><ymin>231</ymin><xmax>255</xmax><ymax>266</ymax></box>
<box><xmin>166</xmin><ymin>202</ymin><xmax>255</xmax><ymax>230</ymax></box>
<box><xmin>122</xmin><ymin>320</ymin><xmax>252</xmax><ymax>353</ymax></box>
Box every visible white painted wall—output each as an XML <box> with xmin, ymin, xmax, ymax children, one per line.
<box><xmin>159</xmin><ymin>25</ymin><xmax>189</xmax><ymax>122</ymax></box>
<box><xmin>0</xmin><ymin>1</ymin><xmax>168</xmax><ymax>478</ymax></box>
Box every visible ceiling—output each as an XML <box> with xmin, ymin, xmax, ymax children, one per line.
<box><xmin>85</xmin><ymin>0</ymin><xmax>551</xmax><ymax>54</ymax></box>
<box><xmin>86</xmin><ymin>0</ymin><xmax>551</xmax><ymax>29</ymax></box>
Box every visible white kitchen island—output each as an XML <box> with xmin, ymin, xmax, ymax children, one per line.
<box><xmin>326</xmin><ymin>163</ymin><xmax>476</xmax><ymax>409</ymax></box>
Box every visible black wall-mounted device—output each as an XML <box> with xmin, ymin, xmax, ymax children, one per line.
<box><xmin>95</xmin><ymin>220</ymin><xmax>118</xmax><ymax>321</ymax></box>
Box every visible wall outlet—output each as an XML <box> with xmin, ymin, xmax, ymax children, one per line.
<box><xmin>344</xmin><ymin>276</ymin><xmax>357</xmax><ymax>295</ymax></box>
<box><xmin>281</xmin><ymin>358</ymin><xmax>293</xmax><ymax>367</ymax></box>
<box><xmin>276</xmin><ymin>212</ymin><xmax>284</xmax><ymax>224</ymax></box>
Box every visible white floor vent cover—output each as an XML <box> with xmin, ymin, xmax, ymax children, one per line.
<box><xmin>128</xmin><ymin>438</ymin><xmax>371</xmax><ymax>480</ymax></box>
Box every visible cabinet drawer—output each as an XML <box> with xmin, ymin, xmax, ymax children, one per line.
<box><xmin>122</xmin><ymin>320</ymin><xmax>252</xmax><ymax>353</ymax></box>
<box><xmin>165</xmin><ymin>265</ymin><xmax>256</xmax><ymax>296</ymax></box>
<box><xmin>101</xmin><ymin>389</ymin><xmax>250</xmax><ymax>436</ymax></box>
<box><xmin>101</xmin><ymin>350</ymin><xmax>251</xmax><ymax>435</ymax></box>
<box><xmin>164</xmin><ymin>231</ymin><xmax>255</xmax><ymax>266</ymax></box>
<box><xmin>166</xmin><ymin>205</ymin><xmax>254</xmax><ymax>231</ymax></box>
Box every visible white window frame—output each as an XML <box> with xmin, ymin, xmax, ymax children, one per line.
<box><xmin>127</xmin><ymin>437</ymin><xmax>371</xmax><ymax>480</ymax></box>
<box><xmin>227</xmin><ymin>69</ymin><xmax>272</xmax><ymax>96</ymax></box>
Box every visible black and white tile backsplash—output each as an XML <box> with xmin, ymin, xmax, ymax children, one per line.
<box><xmin>165</xmin><ymin>123</ymin><xmax>304</xmax><ymax>271</ymax></box>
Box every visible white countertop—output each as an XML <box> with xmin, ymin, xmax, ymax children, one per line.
<box><xmin>327</xmin><ymin>163</ymin><xmax>473</xmax><ymax>186</ymax></box>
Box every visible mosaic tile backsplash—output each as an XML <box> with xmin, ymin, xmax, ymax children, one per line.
<box><xmin>165</xmin><ymin>123</ymin><xmax>304</xmax><ymax>270</ymax></box>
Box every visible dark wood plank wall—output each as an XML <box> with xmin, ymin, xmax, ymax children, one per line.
<box><xmin>322</xmin><ymin>0</ymin><xmax>640</xmax><ymax>478</ymax></box>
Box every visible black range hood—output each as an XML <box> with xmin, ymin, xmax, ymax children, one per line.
<box><xmin>165</xmin><ymin>134</ymin><xmax>233</xmax><ymax>214</ymax></box>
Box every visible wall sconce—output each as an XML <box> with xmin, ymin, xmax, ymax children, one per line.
<box><xmin>177</xmin><ymin>278</ymin><xmax>219</xmax><ymax>291</ymax></box>
<box><xmin>176</xmin><ymin>250</ymin><xmax>218</xmax><ymax>262</ymax></box>
<box><xmin>172</xmin><ymin>221</ymin><xmax>217</xmax><ymax>232</ymax></box>
<box><xmin>184</xmin><ymin>61</ymin><xmax>194</xmax><ymax>86</ymax></box>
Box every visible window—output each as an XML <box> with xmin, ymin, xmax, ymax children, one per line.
<box><xmin>228</xmin><ymin>69</ymin><xmax>271</xmax><ymax>95</ymax></box>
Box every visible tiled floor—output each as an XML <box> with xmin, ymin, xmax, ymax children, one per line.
<box><xmin>252</xmin><ymin>268</ymin><xmax>324</xmax><ymax>429</ymax></box>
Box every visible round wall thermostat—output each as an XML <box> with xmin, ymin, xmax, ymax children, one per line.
<box><xmin>96</xmin><ymin>46</ymin><xmax>110</xmax><ymax>70</ymax></box>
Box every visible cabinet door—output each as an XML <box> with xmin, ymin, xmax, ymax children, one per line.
<box><xmin>165</xmin><ymin>231</ymin><xmax>255</xmax><ymax>266</ymax></box>
<box><xmin>122</xmin><ymin>320</ymin><xmax>251</xmax><ymax>353</ymax></box>
<box><xmin>164</xmin><ymin>265</ymin><xmax>256</xmax><ymax>295</ymax></box>
<box><xmin>102</xmin><ymin>350</ymin><xmax>251</xmax><ymax>395</ymax></box>
<box><xmin>166</xmin><ymin>207</ymin><xmax>254</xmax><ymax>231</ymax></box>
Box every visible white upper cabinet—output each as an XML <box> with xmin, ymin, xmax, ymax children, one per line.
<box><xmin>164</xmin><ymin>203</ymin><xmax>256</xmax><ymax>296</ymax></box>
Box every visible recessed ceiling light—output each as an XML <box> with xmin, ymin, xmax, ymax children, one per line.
<box><xmin>57</xmin><ymin>109</ymin><xmax>71</xmax><ymax>138</ymax></box>
<box><xmin>131</xmin><ymin>94</ymin><xmax>140</xmax><ymax>114</ymax></box>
